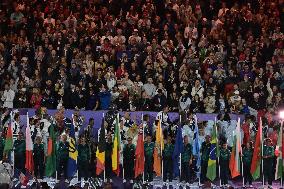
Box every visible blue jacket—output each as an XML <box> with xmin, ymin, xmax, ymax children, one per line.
<box><xmin>98</xmin><ymin>91</ymin><xmax>111</xmax><ymax>110</ymax></box>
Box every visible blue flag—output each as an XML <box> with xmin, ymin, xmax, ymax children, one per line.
<box><xmin>192</xmin><ymin>115</ymin><xmax>201</xmax><ymax>177</ymax></box>
<box><xmin>172</xmin><ymin>126</ymin><xmax>184</xmax><ymax>177</ymax></box>
<box><xmin>67</xmin><ymin>120</ymin><xmax>78</xmax><ymax>177</ymax></box>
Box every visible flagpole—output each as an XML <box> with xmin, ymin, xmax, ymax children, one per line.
<box><xmin>179</xmin><ymin>115</ymin><xmax>182</xmax><ymax>181</ymax></box>
<box><xmin>160</xmin><ymin>119</ymin><xmax>164</xmax><ymax>183</ymax></box>
<box><xmin>215</xmin><ymin>117</ymin><xmax>221</xmax><ymax>187</ymax></box>
<box><xmin>102</xmin><ymin>112</ymin><xmax>106</xmax><ymax>183</ymax></box>
<box><xmin>120</xmin><ymin>114</ymin><xmax>125</xmax><ymax>183</ymax></box>
<box><xmin>142</xmin><ymin>113</ymin><xmax>145</xmax><ymax>184</ymax></box>
<box><xmin>259</xmin><ymin>117</ymin><xmax>265</xmax><ymax>187</ymax></box>
<box><xmin>280</xmin><ymin>120</ymin><xmax>283</xmax><ymax>187</ymax></box>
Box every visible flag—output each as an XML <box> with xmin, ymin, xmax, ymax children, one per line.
<box><xmin>229</xmin><ymin>118</ymin><xmax>242</xmax><ymax>178</ymax></box>
<box><xmin>67</xmin><ymin>119</ymin><xmax>78</xmax><ymax>177</ymax></box>
<box><xmin>4</xmin><ymin>123</ymin><xmax>13</xmax><ymax>153</ymax></box>
<box><xmin>172</xmin><ymin>125</ymin><xmax>184</xmax><ymax>177</ymax></box>
<box><xmin>250</xmin><ymin>117</ymin><xmax>262</xmax><ymax>180</ymax></box>
<box><xmin>275</xmin><ymin>123</ymin><xmax>283</xmax><ymax>180</ymax></box>
<box><xmin>112</xmin><ymin>114</ymin><xmax>120</xmax><ymax>175</ymax></box>
<box><xmin>25</xmin><ymin>114</ymin><xmax>34</xmax><ymax>173</ymax></box>
<box><xmin>96</xmin><ymin>118</ymin><xmax>106</xmax><ymax>175</ymax></box>
<box><xmin>135</xmin><ymin>133</ymin><xmax>144</xmax><ymax>178</ymax></box>
<box><xmin>45</xmin><ymin>122</ymin><xmax>56</xmax><ymax>176</ymax></box>
<box><xmin>206</xmin><ymin>118</ymin><xmax>219</xmax><ymax>181</ymax></box>
<box><xmin>153</xmin><ymin>120</ymin><xmax>163</xmax><ymax>176</ymax></box>
<box><xmin>192</xmin><ymin>115</ymin><xmax>201</xmax><ymax>176</ymax></box>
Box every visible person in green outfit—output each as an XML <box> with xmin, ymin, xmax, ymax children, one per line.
<box><xmin>200</xmin><ymin>135</ymin><xmax>211</xmax><ymax>183</ymax></box>
<box><xmin>162</xmin><ymin>136</ymin><xmax>174</xmax><ymax>182</ymax></box>
<box><xmin>181</xmin><ymin>135</ymin><xmax>192</xmax><ymax>183</ymax></box>
<box><xmin>263</xmin><ymin>138</ymin><xmax>274</xmax><ymax>188</ymax></box>
<box><xmin>0</xmin><ymin>132</ymin><xmax>5</xmax><ymax>161</ymax></box>
<box><xmin>57</xmin><ymin>133</ymin><xmax>69</xmax><ymax>179</ymax></box>
<box><xmin>219</xmin><ymin>142</ymin><xmax>231</xmax><ymax>187</ymax></box>
<box><xmin>242</xmin><ymin>142</ymin><xmax>253</xmax><ymax>187</ymax></box>
<box><xmin>78</xmin><ymin>136</ymin><xmax>90</xmax><ymax>181</ymax></box>
<box><xmin>33</xmin><ymin>135</ymin><xmax>45</xmax><ymax>178</ymax></box>
<box><xmin>105</xmin><ymin>133</ymin><xmax>113</xmax><ymax>182</ymax></box>
<box><xmin>14</xmin><ymin>132</ymin><xmax>26</xmax><ymax>173</ymax></box>
<box><xmin>144</xmin><ymin>134</ymin><xmax>154</xmax><ymax>182</ymax></box>
<box><xmin>123</xmin><ymin>137</ymin><xmax>136</xmax><ymax>183</ymax></box>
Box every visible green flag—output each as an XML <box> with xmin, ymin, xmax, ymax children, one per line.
<box><xmin>45</xmin><ymin>123</ymin><xmax>56</xmax><ymax>176</ymax></box>
<box><xmin>206</xmin><ymin>118</ymin><xmax>219</xmax><ymax>181</ymax></box>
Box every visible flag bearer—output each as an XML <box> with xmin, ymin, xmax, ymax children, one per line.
<box><xmin>78</xmin><ymin>136</ymin><xmax>90</xmax><ymax>181</ymax></box>
<box><xmin>14</xmin><ymin>132</ymin><xmax>26</xmax><ymax>173</ymax></box>
<box><xmin>219</xmin><ymin>142</ymin><xmax>231</xmax><ymax>186</ymax></box>
<box><xmin>263</xmin><ymin>138</ymin><xmax>274</xmax><ymax>188</ymax></box>
<box><xmin>123</xmin><ymin>137</ymin><xmax>136</xmax><ymax>183</ymax></box>
<box><xmin>242</xmin><ymin>142</ymin><xmax>253</xmax><ymax>187</ymax></box>
<box><xmin>163</xmin><ymin>136</ymin><xmax>174</xmax><ymax>182</ymax></box>
<box><xmin>33</xmin><ymin>135</ymin><xmax>45</xmax><ymax>178</ymax></box>
<box><xmin>144</xmin><ymin>135</ymin><xmax>154</xmax><ymax>182</ymax></box>
<box><xmin>200</xmin><ymin>135</ymin><xmax>211</xmax><ymax>183</ymax></box>
<box><xmin>57</xmin><ymin>133</ymin><xmax>69</xmax><ymax>179</ymax></box>
<box><xmin>181</xmin><ymin>135</ymin><xmax>192</xmax><ymax>183</ymax></box>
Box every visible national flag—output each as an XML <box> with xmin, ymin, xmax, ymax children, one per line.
<box><xmin>25</xmin><ymin>114</ymin><xmax>34</xmax><ymax>173</ymax></box>
<box><xmin>112</xmin><ymin>114</ymin><xmax>120</xmax><ymax>175</ymax></box>
<box><xmin>135</xmin><ymin>133</ymin><xmax>144</xmax><ymax>178</ymax></box>
<box><xmin>172</xmin><ymin>125</ymin><xmax>184</xmax><ymax>177</ymax></box>
<box><xmin>193</xmin><ymin>115</ymin><xmax>201</xmax><ymax>176</ymax></box>
<box><xmin>153</xmin><ymin>119</ymin><xmax>163</xmax><ymax>176</ymax></box>
<box><xmin>96</xmin><ymin>118</ymin><xmax>106</xmax><ymax>175</ymax></box>
<box><xmin>206</xmin><ymin>118</ymin><xmax>219</xmax><ymax>181</ymax></box>
<box><xmin>45</xmin><ymin>122</ymin><xmax>56</xmax><ymax>176</ymax></box>
<box><xmin>275</xmin><ymin>123</ymin><xmax>283</xmax><ymax>180</ymax></box>
<box><xmin>67</xmin><ymin>119</ymin><xmax>78</xmax><ymax>177</ymax></box>
<box><xmin>250</xmin><ymin>117</ymin><xmax>262</xmax><ymax>180</ymax></box>
<box><xmin>4</xmin><ymin>123</ymin><xmax>13</xmax><ymax>153</ymax></box>
<box><xmin>229</xmin><ymin>118</ymin><xmax>242</xmax><ymax>178</ymax></box>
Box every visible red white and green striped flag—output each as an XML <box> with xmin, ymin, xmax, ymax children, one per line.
<box><xmin>275</xmin><ymin>123</ymin><xmax>283</xmax><ymax>180</ymax></box>
<box><xmin>229</xmin><ymin>118</ymin><xmax>242</xmax><ymax>178</ymax></box>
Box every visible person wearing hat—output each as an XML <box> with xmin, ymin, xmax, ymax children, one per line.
<box><xmin>242</xmin><ymin>142</ymin><xmax>253</xmax><ymax>187</ymax></box>
<box><xmin>123</xmin><ymin>137</ymin><xmax>136</xmax><ymax>183</ymax></box>
<box><xmin>181</xmin><ymin>135</ymin><xmax>193</xmax><ymax>184</ymax></box>
<box><xmin>179</xmin><ymin>90</ymin><xmax>191</xmax><ymax>112</ymax></box>
<box><xmin>162</xmin><ymin>136</ymin><xmax>174</xmax><ymax>182</ymax></box>
<box><xmin>33</xmin><ymin>135</ymin><xmax>45</xmax><ymax>179</ymax></box>
<box><xmin>57</xmin><ymin>133</ymin><xmax>69</xmax><ymax>179</ymax></box>
<box><xmin>219</xmin><ymin>142</ymin><xmax>231</xmax><ymax>187</ymax></box>
<box><xmin>144</xmin><ymin>135</ymin><xmax>154</xmax><ymax>182</ymax></box>
<box><xmin>78</xmin><ymin>136</ymin><xmax>90</xmax><ymax>181</ymax></box>
<box><xmin>200</xmin><ymin>135</ymin><xmax>211</xmax><ymax>183</ymax></box>
<box><xmin>14</xmin><ymin>132</ymin><xmax>26</xmax><ymax>173</ymax></box>
<box><xmin>263</xmin><ymin>138</ymin><xmax>274</xmax><ymax>188</ymax></box>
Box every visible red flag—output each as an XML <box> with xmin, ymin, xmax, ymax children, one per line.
<box><xmin>135</xmin><ymin>133</ymin><xmax>144</xmax><ymax>178</ymax></box>
<box><xmin>25</xmin><ymin>115</ymin><xmax>34</xmax><ymax>173</ymax></box>
<box><xmin>250</xmin><ymin>116</ymin><xmax>262</xmax><ymax>180</ymax></box>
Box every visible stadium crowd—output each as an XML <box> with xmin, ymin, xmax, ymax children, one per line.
<box><xmin>0</xmin><ymin>0</ymin><xmax>283</xmax><ymax>114</ymax></box>
<box><xmin>0</xmin><ymin>0</ymin><xmax>284</xmax><ymax>188</ymax></box>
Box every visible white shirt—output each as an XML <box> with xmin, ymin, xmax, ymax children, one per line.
<box><xmin>179</xmin><ymin>96</ymin><xmax>191</xmax><ymax>111</ymax></box>
<box><xmin>191</xmin><ymin>85</ymin><xmax>204</xmax><ymax>100</ymax></box>
<box><xmin>142</xmin><ymin>83</ymin><xmax>156</xmax><ymax>98</ymax></box>
<box><xmin>1</xmin><ymin>89</ymin><xmax>15</xmax><ymax>108</ymax></box>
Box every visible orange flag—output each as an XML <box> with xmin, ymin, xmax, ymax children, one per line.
<box><xmin>153</xmin><ymin>120</ymin><xmax>163</xmax><ymax>176</ymax></box>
